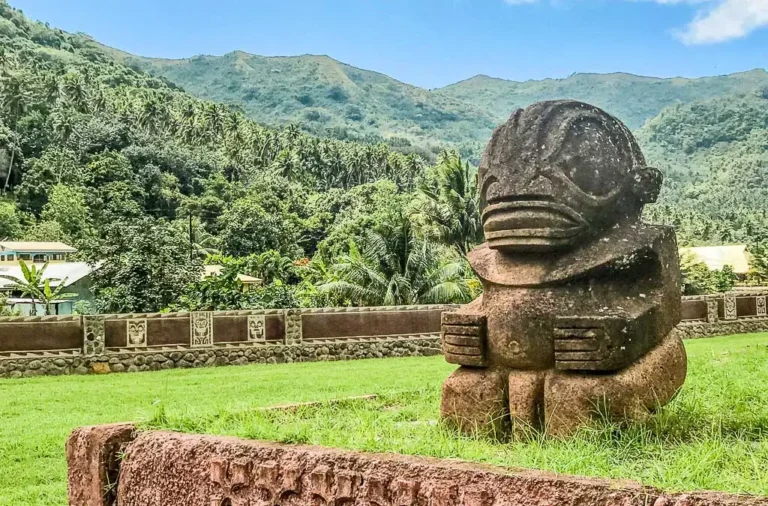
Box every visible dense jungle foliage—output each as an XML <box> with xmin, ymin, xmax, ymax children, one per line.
<box><xmin>0</xmin><ymin>3</ymin><xmax>483</xmax><ymax>313</ymax></box>
<box><xmin>0</xmin><ymin>2</ymin><xmax>766</xmax><ymax>312</ymax></box>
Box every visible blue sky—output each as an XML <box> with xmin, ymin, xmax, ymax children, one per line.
<box><xmin>10</xmin><ymin>0</ymin><xmax>768</xmax><ymax>89</ymax></box>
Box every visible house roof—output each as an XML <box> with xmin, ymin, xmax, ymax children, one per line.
<box><xmin>0</xmin><ymin>262</ymin><xmax>94</xmax><ymax>290</ymax></box>
<box><xmin>0</xmin><ymin>241</ymin><xmax>77</xmax><ymax>253</ymax></box>
<box><xmin>679</xmin><ymin>244</ymin><xmax>751</xmax><ymax>274</ymax></box>
<box><xmin>203</xmin><ymin>265</ymin><xmax>262</xmax><ymax>284</ymax></box>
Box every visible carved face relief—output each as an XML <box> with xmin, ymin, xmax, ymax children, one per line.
<box><xmin>248</xmin><ymin>315</ymin><xmax>266</xmax><ymax>342</ymax></box>
<box><xmin>127</xmin><ymin>320</ymin><xmax>147</xmax><ymax>346</ymax></box>
<box><xmin>191</xmin><ymin>312</ymin><xmax>213</xmax><ymax>347</ymax></box>
<box><xmin>478</xmin><ymin>100</ymin><xmax>662</xmax><ymax>252</ymax></box>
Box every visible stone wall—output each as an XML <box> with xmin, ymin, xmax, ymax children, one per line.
<box><xmin>677</xmin><ymin>320</ymin><xmax>768</xmax><ymax>339</ymax></box>
<box><xmin>0</xmin><ymin>304</ymin><xmax>451</xmax><ymax>378</ymax></box>
<box><xmin>67</xmin><ymin>424</ymin><xmax>767</xmax><ymax>506</ymax></box>
<box><xmin>0</xmin><ymin>337</ymin><xmax>442</xmax><ymax>378</ymax></box>
<box><xmin>678</xmin><ymin>291</ymin><xmax>768</xmax><ymax>339</ymax></box>
<box><xmin>4</xmin><ymin>295</ymin><xmax>768</xmax><ymax>379</ymax></box>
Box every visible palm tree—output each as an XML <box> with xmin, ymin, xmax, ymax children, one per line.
<box><xmin>410</xmin><ymin>151</ymin><xmax>483</xmax><ymax>256</ymax></box>
<box><xmin>0</xmin><ymin>71</ymin><xmax>30</xmax><ymax>125</ymax></box>
<box><xmin>204</xmin><ymin>103</ymin><xmax>225</xmax><ymax>140</ymax></box>
<box><xmin>60</xmin><ymin>71</ymin><xmax>90</xmax><ymax>113</ymax></box>
<box><xmin>50</xmin><ymin>104</ymin><xmax>75</xmax><ymax>143</ymax></box>
<box><xmin>173</xmin><ymin>218</ymin><xmax>220</xmax><ymax>259</ymax></box>
<box><xmin>319</xmin><ymin>226</ymin><xmax>473</xmax><ymax>307</ymax></box>
<box><xmin>1</xmin><ymin>129</ymin><xmax>19</xmax><ymax>193</ymax></box>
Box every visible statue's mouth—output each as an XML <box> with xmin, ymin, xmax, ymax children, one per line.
<box><xmin>482</xmin><ymin>200</ymin><xmax>587</xmax><ymax>250</ymax></box>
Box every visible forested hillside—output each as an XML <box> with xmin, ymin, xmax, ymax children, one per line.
<box><xmin>105</xmin><ymin>43</ymin><xmax>768</xmax><ymax>148</ymax></box>
<box><xmin>641</xmin><ymin>90</ymin><xmax>768</xmax><ymax>248</ymax></box>
<box><xmin>0</xmin><ymin>2</ymin><xmax>480</xmax><ymax>313</ymax></box>
<box><xmin>438</xmin><ymin>71</ymin><xmax>768</xmax><ymax>130</ymax></box>
<box><xmin>1</xmin><ymin>1</ymin><xmax>767</xmax><ymax>312</ymax></box>
<box><xmin>104</xmin><ymin>46</ymin><xmax>495</xmax><ymax>159</ymax></box>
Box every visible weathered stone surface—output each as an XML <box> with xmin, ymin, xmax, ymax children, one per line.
<box><xmin>441</xmin><ymin>367</ymin><xmax>508</xmax><ymax>437</ymax></box>
<box><xmin>677</xmin><ymin>320</ymin><xmax>768</xmax><ymax>340</ymax></box>
<box><xmin>442</xmin><ymin>100</ymin><xmax>686</xmax><ymax>437</ymax></box>
<box><xmin>91</xmin><ymin>362</ymin><xmax>110</xmax><ymax>374</ymax></box>
<box><xmin>67</xmin><ymin>427</ymin><xmax>767</xmax><ymax>506</ymax></box>
<box><xmin>545</xmin><ymin>330</ymin><xmax>687</xmax><ymax>436</ymax></box>
<box><xmin>66</xmin><ymin>423</ymin><xmax>136</xmax><ymax>506</ymax></box>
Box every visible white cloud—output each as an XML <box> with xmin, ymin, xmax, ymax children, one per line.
<box><xmin>501</xmin><ymin>0</ymin><xmax>768</xmax><ymax>44</ymax></box>
<box><xmin>672</xmin><ymin>0</ymin><xmax>768</xmax><ymax>44</ymax></box>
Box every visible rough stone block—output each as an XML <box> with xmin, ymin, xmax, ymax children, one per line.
<box><xmin>66</xmin><ymin>427</ymin><xmax>768</xmax><ymax>506</ymax></box>
<box><xmin>66</xmin><ymin>423</ymin><xmax>136</xmax><ymax>506</ymax></box>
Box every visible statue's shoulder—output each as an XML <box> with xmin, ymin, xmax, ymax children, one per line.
<box><xmin>468</xmin><ymin>223</ymin><xmax>675</xmax><ymax>287</ymax></box>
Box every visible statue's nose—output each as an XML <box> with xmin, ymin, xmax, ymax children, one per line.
<box><xmin>505</xmin><ymin>172</ymin><xmax>554</xmax><ymax>199</ymax></box>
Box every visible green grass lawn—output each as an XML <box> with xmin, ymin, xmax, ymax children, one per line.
<box><xmin>2</xmin><ymin>334</ymin><xmax>768</xmax><ymax>505</ymax></box>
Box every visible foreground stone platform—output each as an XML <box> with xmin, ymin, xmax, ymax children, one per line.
<box><xmin>67</xmin><ymin>423</ymin><xmax>767</xmax><ymax>506</ymax></box>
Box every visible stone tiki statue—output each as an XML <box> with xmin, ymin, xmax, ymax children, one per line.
<box><xmin>441</xmin><ymin>100</ymin><xmax>687</xmax><ymax>437</ymax></box>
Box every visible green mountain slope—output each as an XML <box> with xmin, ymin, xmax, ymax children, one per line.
<box><xmin>104</xmin><ymin>47</ymin><xmax>497</xmax><ymax>154</ymax></box>
<box><xmin>103</xmin><ymin>42</ymin><xmax>768</xmax><ymax>148</ymax></box>
<box><xmin>95</xmin><ymin>37</ymin><xmax>768</xmax><ymax>247</ymax></box>
<box><xmin>436</xmin><ymin>71</ymin><xmax>768</xmax><ymax>130</ymax></box>
<box><xmin>640</xmin><ymin>90</ymin><xmax>768</xmax><ymax>246</ymax></box>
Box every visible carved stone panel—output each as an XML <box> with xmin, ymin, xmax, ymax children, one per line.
<box><xmin>73</xmin><ymin>428</ymin><xmax>754</xmax><ymax>506</ymax></box>
<box><xmin>757</xmin><ymin>296</ymin><xmax>767</xmax><ymax>317</ymax></box>
<box><xmin>284</xmin><ymin>310</ymin><xmax>302</xmax><ymax>345</ymax></box>
<box><xmin>247</xmin><ymin>315</ymin><xmax>266</xmax><ymax>342</ymax></box>
<box><xmin>190</xmin><ymin>312</ymin><xmax>214</xmax><ymax>347</ymax></box>
<box><xmin>126</xmin><ymin>320</ymin><xmax>147</xmax><ymax>347</ymax></box>
<box><xmin>724</xmin><ymin>294</ymin><xmax>737</xmax><ymax>320</ymax></box>
<box><xmin>83</xmin><ymin>315</ymin><xmax>105</xmax><ymax>356</ymax></box>
<box><xmin>706</xmin><ymin>300</ymin><xmax>719</xmax><ymax>324</ymax></box>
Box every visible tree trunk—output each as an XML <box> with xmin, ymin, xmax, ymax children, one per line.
<box><xmin>3</xmin><ymin>148</ymin><xmax>14</xmax><ymax>193</ymax></box>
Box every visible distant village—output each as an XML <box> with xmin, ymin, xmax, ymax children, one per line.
<box><xmin>0</xmin><ymin>242</ymin><xmax>261</xmax><ymax>315</ymax></box>
<box><xmin>0</xmin><ymin>241</ymin><xmax>755</xmax><ymax>316</ymax></box>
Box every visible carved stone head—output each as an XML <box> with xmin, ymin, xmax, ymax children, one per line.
<box><xmin>478</xmin><ymin>100</ymin><xmax>662</xmax><ymax>252</ymax></box>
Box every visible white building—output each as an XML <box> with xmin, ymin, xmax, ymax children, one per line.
<box><xmin>679</xmin><ymin>244</ymin><xmax>751</xmax><ymax>275</ymax></box>
<box><xmin>0</xmin><ymin>242</ymin><xmax>96</xmax><ymax>315</ymax></box>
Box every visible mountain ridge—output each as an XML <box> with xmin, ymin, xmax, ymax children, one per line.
<box><xmin>86</xmin><ymin>38</ymin><xmax>768</xmax><ymax>158</ymax></box>
<box><xmin>93</xmin><ymin>38</ymin><xmax>768</xmax><ymax>90</ymax></box>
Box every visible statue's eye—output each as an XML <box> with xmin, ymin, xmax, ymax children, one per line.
<box><xmin>555</xmin><ymin>118</ymin><xmax>629</xmax><ymax>197</ymax></box>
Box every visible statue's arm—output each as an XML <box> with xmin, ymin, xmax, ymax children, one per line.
<box><xmin>554</xmin><ymin>231</ymin><xmax>681</xmax><ymax>372</ymax></box>
<box><xmin>441</xmin><ymin>297</ymin><xmax>487</xmax><ymax>367</ymax></box>
<box><xmin>553</xmin><ymin>305</ymin><xmax>659</xmax><ymax>371</ymax></box>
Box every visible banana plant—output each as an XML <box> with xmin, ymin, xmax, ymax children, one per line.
<box><xmin>0</xmin><ymin>260</ymin><xmax>77</xmax><ymax>315</ymax></box>
<box><xmin>40</xmin><ymin>278</ymin><xmax>78</xmax><ymax>316</ymax></box>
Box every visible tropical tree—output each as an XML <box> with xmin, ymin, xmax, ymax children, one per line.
<box><xmin>319</xmin><ymin>228</ymin><xmax>474</xmax><ymax>306</ymax></box>
<box><xmin>0</xmin><ymin>260</ymin><xmax>47</xmax><ymax>315</ymax></box>
<box><xmin>0</xmin><ymin>260</ymin><xmax>75</xmax><ymax>315</ymax></box>
<box><xmin>0</xmin><ymin>126</ymin><xmax>20</xmax><ymax>192</ymax></box>
<box><xmin>59</xmin><ymin>71</ymin><xmax>90</xmax><ymax>113</ymax></box>
<box><xmin>0</xmin><ymin>71</ymin><xmax>31</xmax><ymax>125</ymax></box>
<box><xmin>39</xmin><ymin>278</ymin><xmax>78</xmax><ymax>315</ymax></box>
<box><xmin>747</xmin><ymin>242</ymin><xmax>768</xmax><ymax>285</ymax></box>
<box><xmin>410</xmin><ymin>151</ymin><xmax>482</xmax><ymax>255</ymax></box>
<box><xmin>87</xmin><ymin>218</ymin><xmax>204</xmax><ymax>313</ymax></box>
<box><xmin>679</xmin><ymin>252</ymin><xmax>737</xmax><ymax>295</ymax></box>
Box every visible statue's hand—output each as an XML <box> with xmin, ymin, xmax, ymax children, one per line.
<box><xmin>554</xmin><ymin>313</ymin><xmax>634</xmax><ymax>371</ymax></box>
<box><xmin>441</xmin><ymin>312</ymin><xmax>486</xmax><ymax>367</ymax></box>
